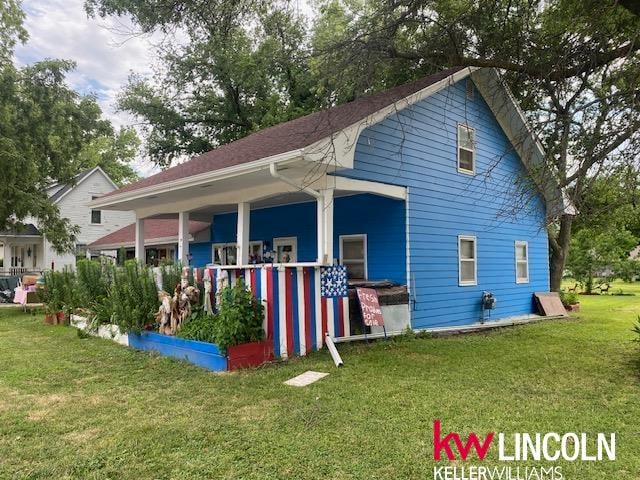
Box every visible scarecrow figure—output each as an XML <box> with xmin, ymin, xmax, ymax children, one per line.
<box><xmin>156</xmin><ymin>267</ymin><xmax>201</xmax><ymax>335</ymax></box>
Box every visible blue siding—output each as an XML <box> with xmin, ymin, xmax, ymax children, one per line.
<box><xmin>338</xmin><ymin>78</ymin><xmax>549</xmax><ymax>328</ymax></box>
<box><xmin>189</xmin><ymin>242</ymin><xmax>213</xmax><ymax>268</ymax></box>
<box><xmin>205</xmin><ymin>195</ymin><xmax>406</xmax><ymax>284</ymax></box>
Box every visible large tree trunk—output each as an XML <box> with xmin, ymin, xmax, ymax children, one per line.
<box><xmin>549</xmin><ymin>214</ymin><xmax>574</xmax><ymax>292</ymax></box>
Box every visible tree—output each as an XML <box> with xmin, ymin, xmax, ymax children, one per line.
<box><xmin>88</xmin><ymin>1</ymin><xmax>321</xmax><ymax>167</ymax></box>
<box><xmin>77</xmin><ymin>127</ymin><xmax>139</xmax><ymax>186</ymax></box>
<box><xmin>309</xmin><ymin>0</ymin><xmax>640</xmax><ymax>292</ymax></box>
<box><xmin>0</xmin><ymin>4</ymin><xmax>140</xmax><ymax>252</ymax></box>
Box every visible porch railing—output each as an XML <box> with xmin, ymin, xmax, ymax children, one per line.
<box><xmin>207</xmin><ymin>265</ymin><xmax>350</xmax><ymax>358</ymax></box>
<box><xmin>0</xmin><ymin>267</ymin><xmax>41</xmax><ymax>277</ymax></box>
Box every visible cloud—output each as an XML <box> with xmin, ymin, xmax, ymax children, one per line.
<box><xmin>14</xmin><ymin>0</ymin><xmax>161</xmax><ymax>176</ymax></box>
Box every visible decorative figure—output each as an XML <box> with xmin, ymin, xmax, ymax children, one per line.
<box><xmin>203</xmin><ymin>268</ymin><xmax>213</xmax><ymax>315</ymax></box>
<box><xmin>156</xmin><ymin>267</ymin><xmax>201</xmax><ymax>335</ymax></box>
<box><xmin>215</xmin><ymin>268</ymin><xmax>229</xmax><ymax>309</ymax></box>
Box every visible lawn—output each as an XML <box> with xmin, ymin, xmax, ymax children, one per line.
<box><xmin>1</xmin><ymin>289</ymin><xmax>640</xmax><ymax>479</ymax></box>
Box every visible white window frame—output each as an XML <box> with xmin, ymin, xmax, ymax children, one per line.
<box><xmin>90</xmin><ymin>196</ymin><xmax>102</xmax><ymax>224</ymax></box>
<box><xmin>515</xmin><ymin>240</ymin><xmax>530</xmax><ymax>284</ymax></box>
<box><xmin>339</xmin><ymin>234</ymin><xmax>368</xmax><ymax>280</ymax></box>
<box><xmin>273</xmin><ymin>236</ymin><xmax>298</xmax><ymax>263</ymax></box>
<box><xmin>212</xmin><ymin>241</ymin><xmax>264</xmax><ymax>265</ymax></box>
<box><xmin>457</xmin><ymin>123</ymin><xmax>476</xmax><ymax>175</ymax></box>
<box><xmin>458</xmin><ymin>235</ymin><xmax>477</xmax><ymax>286</ymax></box>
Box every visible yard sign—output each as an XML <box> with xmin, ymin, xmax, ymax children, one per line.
<box><xmin>356</xmin><ymin>287</ymin><xmax>384</xmax><ymax>326</ymax></box>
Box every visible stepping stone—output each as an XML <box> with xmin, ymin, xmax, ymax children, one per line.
<box><xmin>284</xmin><ymin>371</ymin><xmax>329</xmax><ymax>387</ymax></box>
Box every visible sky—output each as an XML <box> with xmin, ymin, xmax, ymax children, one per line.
<box><xmin>14</xmin><ymin>0</ymin><xmax>162</xmax><ymax>176</ymax></box>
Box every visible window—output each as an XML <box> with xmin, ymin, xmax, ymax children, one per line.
<box><xmin>273</xmin><ymin>237</ymin><xmax>297</xmax><ymax>263</ymax></box>
<box><xmin>458</xmin><ymin>235</ymin><xmax>477</xmax><ymax>286</ymax></box>
<box><xmin>457</xmin><ymin>124</ymin><xmax>475</xmax><ymax>174</ymax></box>
<box><xmin>212</xmin><ymin>241</ymin><xmax>264</xmax><ymax>266</ymax></box>
<box><xmin>91</xmin><ymin>196</ymin><xmax>102</xmax><ymax>224</ymax></box>
<box><xmin>465</xmin><ymin>79</ymin><xmax>475</xmax><ymax>100</ymax></box>
<box><xmin>340</xmin><ymin>234</ymin><xmax>367</xmax><ymax>280</ymax></box>
<box><xmin>515</xmin><ymin>241</ymin><xmax>529</xmax><ymax>283</ymax></box>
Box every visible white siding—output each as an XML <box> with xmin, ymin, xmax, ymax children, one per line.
<box><xmin>56</xmin><ymin>170</ymin><xmax>135</xmax><ymax>246</ymax></box>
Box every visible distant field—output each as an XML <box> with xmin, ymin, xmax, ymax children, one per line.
<box><xmin>562</xmin><ymin>278</ymin><xmax>640</xmax><ymax>295</ymax></box>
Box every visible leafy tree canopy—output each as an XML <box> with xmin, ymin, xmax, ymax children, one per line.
<box><xmin>0</xmin><ymin>5</ymin><xmax>140</xmax><ymax>252</ymax></box>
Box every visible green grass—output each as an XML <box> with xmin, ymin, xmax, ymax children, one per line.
<box><xmin>1</xmin><ymin>295</ymin><xmax>640</xmax><ymax>479</ymax></box>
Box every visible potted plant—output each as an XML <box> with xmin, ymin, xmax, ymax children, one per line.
<box><xmin>561</xmin><ymin>290</ymin><xmax>580</xmax><ymax>312</ymax></box>
<box><xmin>40</xmin><ymin>271</ymin><xmax>65</xmax><ymax>324</ymax></box>
<box><xmin>214</xmin><ymin>282</ymin><xmax>272</xmax><ymax>370</ymax></box>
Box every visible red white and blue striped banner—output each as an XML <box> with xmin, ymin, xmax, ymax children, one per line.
<box><xmin>205</xmin><ymin>265</ymin><xmax>349</xmax><ymax>358</ymax></box>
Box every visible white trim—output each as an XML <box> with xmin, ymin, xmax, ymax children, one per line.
<box><xmin>515</xmin><ymin>240</ymin><xmax>530</xmax><ymax>284</ymax></box>
<box><xmin>332</xmin><ymin>176</ymin><xmax>407</xmax><ymax>200</ymax></box>
<box><xmin>457</xmin><ymin>123</ymin><xmax>476</xmax><ymax>175</ymax></box>
<box><xmin>405</xmin><ymin>186</ymin><xmax>413</xmax><ymax>327</ymax></box>
<box><xmin>458</xmin><ymin>235</ymin><xmax>477</xmax><ymax>286</ymax></box>
<box><xmin>339</xmin><ymin>234</ymin><xmax>368</xmax><ymax>280</ymax></box>
<box><xmin>273</xmin><ymin>236</ymin><xmax>298</xmax><ymax>263</ymax></box>
<box><xmin>55</xmin><ymin>166</ymin><xmax>118</xmax><ymax>205</ymax></box>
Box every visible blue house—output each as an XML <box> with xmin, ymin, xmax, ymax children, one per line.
<box><xmin>91</xmin><ymin>67</ymin><xmax>572</xmax><ymax>355</ymax></box>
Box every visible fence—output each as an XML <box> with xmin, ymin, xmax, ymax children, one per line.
<box><xmin>207</xmin><ymin>265</ymin><xmax>350</xmax><ymax>358</ymax></box>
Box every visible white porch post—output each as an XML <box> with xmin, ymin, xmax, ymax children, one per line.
<box><xmin>322</xmin><ymin>188</ymin><xmax>334</xmax><ymax>265</ymax></box>
<box><xmin>134</xmin><ymin>217</ymin><xmax>145</xmax><ymax>262</ymax></box>
<box><xmin>316</xmin><ymin>197</ymin><xmax>325</xmax><ymax>264</ymax></box>
<box><xmin>177</xmin><ymin>211</ymin><xmax>189</xmax><ymax>265</ymax></box>
<box><xmin>236</xmin><ymin>202</ymin><xmax>250</xmax><ymax>266</ymax></box>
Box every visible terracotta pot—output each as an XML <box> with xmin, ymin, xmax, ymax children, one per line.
<box><xmin>44</xmin><ymin>312</ymin><xmax>56</xmax><ymax>325</ymax></box>
<box><xmin>227</xmin><ymin>340</ymin><xmax>274</xmax><ymax>371</ymax></box>
<box><xmin>56</xmin><ymin>311</ymin><xmax>67</xmax><ymax>325</ymax></box>
<box><xmin>568</xmin><ymin>303</ymin><xmax>580</xmax><ymax>312</ymax></box>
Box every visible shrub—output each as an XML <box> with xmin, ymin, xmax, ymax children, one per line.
<box><xmin>634</xmin><ymin>316</ymin><xmax>640</xmax><ymax>342</ymax></box>
<box><xmin>177</xmin><ymin>306</ymin><xmax>217</xmax><ymax>344</ymax></box>
<box><xmin>40</xmin><ymin>269</ymin><xmax>77</xmax><ymax>314</ymax></box>
<box><xmin>212</xmin><ymin>282</ymin><xmax>264</xmax><ymax>352</ymax></box>
<box><xmin>560</xmin><ymin>290</ymin><xmax>579</xmax><ymax>306</ymax></box>
<box><xmin>160</xmin><ymin>261</ymin><xmax>183</xmax><ymax>293</ymax></box>
<box><xmin>75</xmin><ymin>260</ymin><xmax>113</xmax><ymax>323</ymax></box>
<box><xmin>110</xmin><ymin>261</ymin><xmax>159</xmax><ymax>333</ymax></box>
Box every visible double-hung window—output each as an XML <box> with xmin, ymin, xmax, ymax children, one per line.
<box><xmin>340</xmin><ymin>234</ymin><xmax>367</xmax><ymax>280</ymax></box>
<box><xmin>458</xmin><ymin>235</ymin><xmax>477</xmax><ymax>286</ymax></box>
<box><xmin>515</xmin><ymin>241</ymin><xmax>529</xmax><ymax>283</ymax></box>
<box><xmin>457</xmin><ymin>124</ymin><xmax>475</xmax><ymax>174</ymax></box>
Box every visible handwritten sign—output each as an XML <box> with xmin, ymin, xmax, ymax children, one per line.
<box><xmin>356</xmin><ymin>287</ymin><xmax>384</xmax><ymax>326</ymax></box>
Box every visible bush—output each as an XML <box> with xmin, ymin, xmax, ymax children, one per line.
<box><xmin>160</xmin><ymin>261</ymin><xmax>183</xmax><ymax>293</ymax></box>
<box><xmin>75</xmin><ymin>260</ymin><xmax>113</xmax><ymax>324</ymax></box>
<box><xmin>212</xmin><ymin>282</ymin><xmax>264</xmax><ymax>352</ymax></box>
<box><xmin>634</xmin><ymin>316</ymin><xmax>640</xmax><ymax>342</ymax></box>
<box><xmin>177</xmin><ymin>306</ymin><xmax>217</xmax><ymax>344</ymax></box>
<box><xmin>40</xmin><ymin>269</ymin><xmax>77</xmax><ymax>314</ymax></box>
<box><xmin>560</xmin><ymin>290</ymin><xmax>579</xmax><ymax>306</ymax></box>
<box><xmin>110</xmin><ymin>261</ymin><xmax>159</xmax><ymax>333</ymax></box>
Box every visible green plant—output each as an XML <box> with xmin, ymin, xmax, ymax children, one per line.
<box><xmin>633</xmin><ymin>316</ymin><xmax>640</xmax><ymax>342</ymax></box>
<box><xmin>212</xmin><ymin>282</ymin><xmax>264</xmax><ymax>352</ymax></box>
<box><xmin>75</xmin><ymin>259</ymin><xmax>113</xmax><ymax>324</ymax></box>
<box><xmin>110</xmin><ymin>261</ymin><xmax>159</xmax><ymax>333</ymax></box>
<box><xmin>177</xmin><ymin>306</ymin><xmax>217</xmax><ymax>344</ymax></box>
<box><xmin>40</xmin><ymin>270</ymin><xmax>63</xmax><ymax>314</ymax></box>
<box><xmin>560</xmin><ymin>290</ymin><xmax>579</xmax><ymax>306</ymax></box>
<box><xmin>160</xmin><ymin>261</ymin><xmax>183</xmax><ymax>293</ymax></box>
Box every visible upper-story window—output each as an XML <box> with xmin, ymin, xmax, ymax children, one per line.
<box><xmin>90</xmin><ymin>196</ymin><xmax>102</xmax><ymax>224</ymax></box>
<box><xmin>457</xmin><ymin>124</ymin><xmax>475</xmax><ymax>175</ymax></box>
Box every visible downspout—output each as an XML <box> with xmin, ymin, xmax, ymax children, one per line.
<box><xmin>269</xmin><ymin>163</ymin><xmax>325</xmax><ymax>265</ymax></box>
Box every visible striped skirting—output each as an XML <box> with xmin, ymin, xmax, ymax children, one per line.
<box><xmin>207</xmin><ymin>266</ymin><xmax>350</xmax><ymax>358</ymax></box>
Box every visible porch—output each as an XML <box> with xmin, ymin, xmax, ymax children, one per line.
<box><xmin>92</xmin><ymin>164</ymin><xmax>410</xmax><ymax>356</ymax></box>
<box><xmin>0</xmin><ymin>229</ymin><xmax>45</xmax><ymax>277</ymax></box>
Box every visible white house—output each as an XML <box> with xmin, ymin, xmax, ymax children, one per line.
<box><xmin>0</xmin><ymin>167</ymin><xmax>135</xmax><ymax>275</ymax></box>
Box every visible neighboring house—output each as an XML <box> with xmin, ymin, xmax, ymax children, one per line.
<box><xmin>89</xmin><ymin>218</ymin><xmax>211</xmax><ymax>265</ymax></box>
<box><xmin>90</xmin><ymin>67</ymin><xmax>573</xmax><ymax>355</ymax></box>
<box><xmin>0</xmin><ymin>167</ymin><xmax>134</xmax><ymax>275</ymax></box>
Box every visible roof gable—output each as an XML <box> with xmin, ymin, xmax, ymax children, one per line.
<box><xmin>49</xmin><ymin>167</ymin><xmax>118</xmax><ymax>204</ymax></box>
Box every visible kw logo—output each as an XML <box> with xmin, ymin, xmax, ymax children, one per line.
<box><xmin>433</xmin><ymin>420</ymin><xmax>494</xmax><ymax>461</ymax></box>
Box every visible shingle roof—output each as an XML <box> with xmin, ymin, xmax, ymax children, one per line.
<box><xmin>48</xmin><ymin>167</ymin><xmax>98</xmax><ymax>203</ymax></box>
<box><xmin>89</xmin><ymin>219</ymin><xmax>211</xmax><ymax>248</ymax></box>
<box><xmin>101</xmin><ymin>67</ymin><xmax>465</xmax><ymax>199</ymax></box>
<box><xmin>0</xmin><ymin>223</ymin><xmax>41</xmax><ymax>236</ymax></box>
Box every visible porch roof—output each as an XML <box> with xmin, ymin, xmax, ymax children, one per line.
<box><xmin>0</xmin><ymin>224</ymin><xmax>41</xmax><ymax>237</ymax></box>
<box><xmin>89</xmin><ymin>219</ymin><xmax>210</xmax><ymax>250</ymax></box>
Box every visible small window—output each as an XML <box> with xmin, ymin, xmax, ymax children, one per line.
<box><xmin>91</xmin><ymin>196</ymin><xmax>101</xmax><ymax>224</ymax></box>
<box><xmin>340</xmin><ymin>234</ymin><xmax>367</xmax><ymax>280</ymax></box>
<box><xmin>466</xmin><ymin>80</ymin><xmax>474</xmax><ymax>100</ymax></box>
<box><xmin>515</xmin><ymin>241</ymin><xmax>529</xmax><ymax>283</ymax></box>
<box><xmin>273</xmin><ymin>237</ymin><xmax>297</xmax><ymax>263</ymax></box>
<box><xmin>458</xmin><ymin>235</ymin><xmax>477</xmax><ymax>286</ymax></box>
<box><xmin>213</xmin><ymin>243</ymin><xmax>237</xmax><ymax>266</ymax></box>
<box><xmin>457</xmin><ymin>124</ymin><xmax>475</xmax><ymax>174</ymax></box>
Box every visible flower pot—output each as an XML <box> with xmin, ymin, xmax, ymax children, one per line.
<box><xmin>227</xmin><ymin>340</ymin><xmax>274</xmax><ymax>371</ymax></box>
<box><xmin>44</xmin><ymin>312</ymin><xmax>56</xmax><ymax>325</ymax></box>
<box><xmin>55</xmin><ymin>311</ymin><xmax>67</xmax><ymax>325</ymax></box>
<box><xmin>568</xmin><ymin>303</ymin><xmax>580</xmax><ymax>312</ymax></box>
